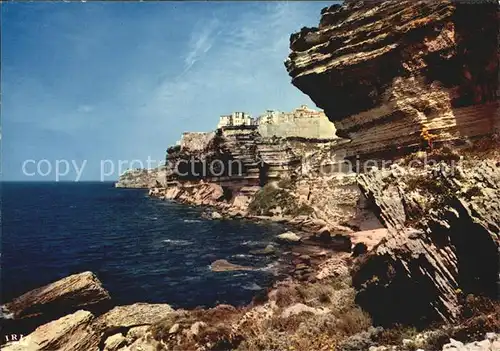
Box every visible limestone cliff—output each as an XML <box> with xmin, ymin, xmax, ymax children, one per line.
<box><xmin>157</xmin><ymin>126</ymin><xmax>302</xmax><ymax>212</ymax></box>
<box><xmin>286</xmin><ymin>0</ymin><xmax>498</xmax><ymax>159</ymax></box>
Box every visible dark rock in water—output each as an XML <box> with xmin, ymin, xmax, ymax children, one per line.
<box><xmin>275</xmin><ymin>232</ymin><xmax>301</xmax><ymax>244</ymax></box>
<box><xmin>210</xmin><ymin>260</ymin><xmax>254</xmax><ymax>272</ymax></box>
<box><xmin>2</xmin><ymin>272</ymin><xmax>111</xmax><ymax>334</ymax></box>
<box><xmin>250</xmin><ymin>244</ymin><xmax>276</xmax><ymax>256</ymax></box>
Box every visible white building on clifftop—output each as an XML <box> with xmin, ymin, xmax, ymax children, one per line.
<box><xmin>217</xmin><ymin>112</ymin><xmax>254</xmax><ymax>128</ymax></box>
<box><xmin>256</xmin><ymin>105</ymin><xmax>337</xmax><ymax>139</ymax></box>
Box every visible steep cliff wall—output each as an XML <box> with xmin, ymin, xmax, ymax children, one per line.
<box><xmin>353</xmin><ymin>159</ymin><xmax>499</xmax><ymax>326</ymax></box>
<box><xmin>159</xmin><ymin>126</ymin><xmax>303</xmax><ymax>212</ymax></box>
<box><xmin>285</xmin><ymin>0</ymin><xmax>499</xmax><ymax>327</ymax></box>
<box><xmin>286</xmin><ymin>0</ymin><xmax>498</xmax><ymax>159</ymax></box>
<box><xmin>166</xmin><ymin>126</ymin><xmax>300</xmax><ymax>186</ymax></box>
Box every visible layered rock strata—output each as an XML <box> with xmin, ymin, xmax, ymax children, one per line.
<box><xmin>286</xmin><ymin>0</ymin><xmax>499</xmax><ymax>159</ymax></box>
<box><xmin>2</xmin><ymin>272</ymin><xmax>111</xmax><ymax>335</ymax></box>
<box><xmin>165</xmin><ymin>126</ymin><xmax>300</xmax><ymax>187</ymax></box>
<box><xmin>353</xmin><ymin>160</ymin><xmax>499</xmax><ymax>326</ymax></box>
<box><xmin>153</xmin><ymin>126</ymin><xmax>303</xmax><ymax>213</ymax></box>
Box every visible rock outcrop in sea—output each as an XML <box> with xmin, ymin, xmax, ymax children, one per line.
<box><xmin>151</xmin><ymin>121</ymin><xmax>350</xmax><ymax>224</ymax></box>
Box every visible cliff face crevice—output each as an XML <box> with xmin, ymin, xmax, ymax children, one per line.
<box><xmin>286</xmin><ymin>0</ymin><xmax>498</xmax><ymax>158</ymax></box>
<box><xmin>353</xmin><ymin>160</ymin><xmax>499</xmax><ymax>326</ymax></box>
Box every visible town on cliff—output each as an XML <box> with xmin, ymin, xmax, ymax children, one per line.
<box><xmin>2</xmin><ymin>1</ymin><xmax>498</xmax><ymax>351</ymax></box>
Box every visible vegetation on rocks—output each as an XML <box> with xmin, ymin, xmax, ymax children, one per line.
<box><xmin>248</xmin><ymin>182</ymin><xmax>314</xmax><ymax>217</ymax></box>
<box><xmin>146</xmin><ymin>276</ymin><xmax>377</xmax><ymax>351</ymax></box>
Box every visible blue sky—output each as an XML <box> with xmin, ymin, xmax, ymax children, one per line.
<box><xmin>2</xmin><ymin>1</ymin><xmax>333</xmax><ymax>181</ymax></box>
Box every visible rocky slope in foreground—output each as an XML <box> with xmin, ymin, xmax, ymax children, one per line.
<box><xmin>286</xmin><ymin>0</ymin><xmax>498</xmax><ymax>160</ymax></box>
<box><xmin>3</xmin><ymin>263</ymin><xmax>498</xmax><ymax>350</ymax></box>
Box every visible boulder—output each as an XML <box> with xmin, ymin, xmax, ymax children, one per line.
<box><xmin>94</xmin><ymin>303</ymin><xmax>173</xmax><ymax>334</ymax></box>
<box><xmin>211</xmin><ymin>211</ymin><xmax>223</xmax><ymax>220</ymax></box>
<box><xmin>2</xmin><ymin>310</ymin><xmax>99</xmax><ymax>351</ymax></box>
<box><xmin>189</xmin><ymin>321</ymin><xmax>207</xmax><ymax>337</ymax></box>
<box><xmin>441</xmin><ymin>335</ymin><xmax>500</xmax><ymax>351</ymax></box>
<box><xmin>276</xmin><ymin>231</ymin><xmax>301</xmax><ymax>244</ymax></box>
<box><xmin>168</xmin><ymin>323</ymin><xmax>180</xmax><ymax>334</ymax></box>
<box><xmin>210</xmin><ymin>259</ymin><xmax>254</xmax><ymax>272</ymax></box>
<box><xmin>103</xmin><ymin>333</ymin><xmax>127</xmax><ymax>351</ymax></box>
<box><xmin>2</xmin><ymin>272</ymin><xmax>110</xmax><ymax>333</ymax></box>
<box><xmin>125</xmin><ymin>326</ymin><xmax>150</xmax><ymax>345</ymax></box>
<box><xmin>250</xmin><ymin>244</ymin><xmax>276</xmax><ymax>256</ymax></box>
<box><xmin>121</xmin><ymin>336</ymin><xmax>160</xmax><ymax>351</ymax></box>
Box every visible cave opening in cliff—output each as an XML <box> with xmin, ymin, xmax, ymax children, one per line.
<box><xmin>447</xmin><ymin>203</ymin><xmax>499</xmax><ymax>301</ymax></box>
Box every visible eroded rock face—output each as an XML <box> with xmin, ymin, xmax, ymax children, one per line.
<box><xmin>2</xmin><ymin>272</ymin><xmax>110</xmax><ymax>333</ymax></box>
<box><xmin>115</xmin><ymin>167</ymin><xmax>167</xmax><ymax>189</ymax></box>
<box><xmin>352</xmin><ymin>160</ymin><xmax>499</xmax><ymax>326</ymax></box>
<box><xmin>286</xmin><ymin>0</ymin><xmax>498</xmax><ymax>159</ymax></box>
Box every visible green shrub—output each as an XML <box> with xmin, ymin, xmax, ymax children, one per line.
<box><xmin>277</xmin><ymin>177</ymin><xmax>294</xmax><ymax>189</ymax></box>
<box><xmin>248</xmin><ymin>183</ymin><xmax>313</xmax><ymax>217</ymax></box>
<box><xmin>248</xmin><ymin>184</ymin><xmax>284</xmax><ymax>215</ymax></box>
<box><xmin>374</xmin><ymin>324</ymin><xmax>418</xmax><ymax>346</ymax></box>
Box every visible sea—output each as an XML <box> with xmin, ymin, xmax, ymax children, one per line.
<box><xmin>1</xmin><ymin>182</ymin><xmax>286</xmax><ymax>308</ymax></box>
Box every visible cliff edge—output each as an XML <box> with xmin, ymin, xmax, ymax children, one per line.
<box><xmin>286</xmin><ymin>0</ymin><xmax>498</xmax><ymax>159</ymax></box>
